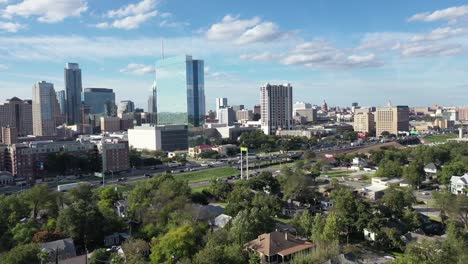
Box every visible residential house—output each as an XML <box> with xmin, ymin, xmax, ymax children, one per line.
<box><xmin>245</xmin><ymin>231</ymin><xmax>315</xmax><ymax>264</ymax></box>
<box><xmin>350</xmin><ymin>157</ymin><xmax>368</xmax><ymax>171</ymax></box>
<box><xmin>188</xmin><ymin>144</ymin><xmax>214</xmax><ymax>158</ymax></box>
<box><xmin>104</xmin><ymin>232</ymin><xmax>129</xmax><ymax>247</ymax></box>
<box><xmin>359</xmin><ymin>178</ymin><xmax>404</xmax><ymax>200</ymax></box>
<box><xmin>210</xmin><ymin>214</ymin><xmax>232</xmax><ymax>230</ymax></box>
<box><xmin>41</xmin><ymin>238</ymin><xmax>77</xmax><ymax>263</ymax></box>
<box><xmin>400</xmin><ymin>230</ymin><xmax>446</xmax><ymax>247</ymax></box>
<box><xmin>450</xmin><ymin>173</ymin><xmax>468</xmax><ymax>195</ymax></box>
<box><xmin>424</xmin><ymin>163</ymin><xmax>439</xmax><ymax>181</ymax></box>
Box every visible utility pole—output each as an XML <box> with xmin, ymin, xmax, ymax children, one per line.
<box><xmin>240</xmin><ymin>149</ymin><xmax>243</xmax><ymax>180</ymax></box>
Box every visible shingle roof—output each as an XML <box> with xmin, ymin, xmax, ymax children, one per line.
<box><xmin>244</xmin><ymin>231</ymin><xmax>314</xmax><ymax>257</ymax></box>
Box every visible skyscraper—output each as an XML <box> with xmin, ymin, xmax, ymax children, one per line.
<box><xmin>147</xmin><ymin>80</ymin><xmax>157</xmax><ymax>124</ymax></box>
<box><xmin>260</xmin><ymin>83</ymin><xmax>293</xmax><ymax>135</ymax></box>
<box><xmin>155</xmin><ymin>55</ymin><xmax>206</xmax><ymax>128</ymax></box>
<box><xmin>0</xmin><ymin>97</ymin><xmax>33</xmax><ymax>140</ymax></box>
<box><xmin>32</xmin><ymin>81</ymin><xmax>58</xmax><ymax>136</ymax></box>
<box><xmin>56</xmin><ymin>90</ymin><xmax>66</xmax><ymax>116</ymax></box>
<box><xmin>118</xmin><ymin>100</ymin><xmax>135</xmax><ymax>116</ymax></box>
<box><xmin>216</xmin><ymin>97</ymin><xmax>228</xmax><ymax>118</ymax></box>
<box><xmin>64</xmin><ymin>63</ymin><xmax>82</xmax><ymax>125</ymax></box>
<box><xmin>186</xmin><ymin>56</ymin><xmax>206</xmax><ymax>127</ymax></box>
<box><xmin>83</xmin><ymin>88</ymin><xmax>115</xmax><ymax>115</ymax></box>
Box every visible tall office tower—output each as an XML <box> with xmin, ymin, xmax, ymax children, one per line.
<box><xmin>83</xmin><ymin>88</ymin><xmax>115</xmax><ymax>115</ymax></box>
<box><xmin>118</xmin><ymin>100</ymin><xmax>135</xmax><ymax>116</ymax></box>
<box><xmin>186</xmin><ymin>56</ymin><xmax>205</xmax><ymax>127</ymax></box>
<box><xmin>253</xmin><ymin>104</ymin><xmax>261</xmax><ymax>115</ymax></box>
<box><xmin>0</xmin><ymin>97</ymin><xmax>33</xmax><ymax>139</ymax></box>
<box><xmin>104</xmin><ymin>100</ymin><xmax>116</xmax><ymax>117</ymax></box>
<box><xmin>375</xmin><ymin>105</ymin><xmax>409</xmax><ymax>136</ymax></box>
<box><xmin>216</xmin><ymin>97</ymin><xmax>228</xmax><ymax>118</ymax></box>
<box><xmin>147</xmin><ymin>80</ymin><xmax>158</xmax><ymax>124</ymax></box>
<box><xmin>32</xmin><ymin>81</ymin><xmax>58</xmax><ymax>136</ymax></box>
<box><xmin>155</xmin><ymin>55</ymin><xmax>206</xmax><ymax>128</ymax></box>
<box><xmin>64</xmin><ymin>63</ymin><xmax>82</xmax><ymax>125</ymax></box>
<box><xmin>232</xmin><ymin>105</ymin><xmax>245</xmax><ymax>112</ymax></box>
<box><xmin>218</xmin><ymin>107</ymin><xmax>235</xmax><ymax>126</ymax></box>
<box><xmin>260</xmin><ymin>83</ymin><xmax>293</xmax><ymax>135</ymax></box>
<box><xmin>56</xmin><ymin>90</ymin><xmax>66</xmax><ymax>116</ymax></box>
<box><xmin>353</xmin><ymin>111</ymin><xmax>375</xmax><ymax>133</ymax></box>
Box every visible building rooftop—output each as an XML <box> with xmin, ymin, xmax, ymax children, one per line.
<box><xmin>245</xmin><ymin>231</ymin><xmax>314</xmax><ymax>257</ymax></box>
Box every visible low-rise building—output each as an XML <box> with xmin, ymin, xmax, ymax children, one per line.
<box><xmin>97</xmin><ymin>138</ymin><xmax>130</xmax><ymax>173</ymax></box>
<box><xmin>359</xmin><ymin>177</ymin><xmax>404</xmax><ymax>200</ymax></box>
<box><xmin>245</xmin><ymin>231</ymin><xmax>314</xmax><ymax>264</ymax></box>
<box><xmin>128</xmin><ymin>124</ymin><xmax>188</xmax><ymax>151</ymax></box>
<box><xmin>0</xmin><ymin>171</ymin><xmax>14</xmax><ymax>186</ymax></box>
<box><xmin>450</xmin><ymin>173</ymin><xmax>468</xmax><ymax>195</ymax></box>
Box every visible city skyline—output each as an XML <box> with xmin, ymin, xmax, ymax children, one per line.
<box><xmin>1</xmin><ymin>1</ymin><xmax>468</xmax><ymax>108</ymax></box>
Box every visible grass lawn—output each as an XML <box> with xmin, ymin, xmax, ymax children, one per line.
<box><xmin>191</xmin><ymin>185</ymin><xmax>209</xmax><ymax>193</ymax></box>
<box><xmin>275</xmin><ymin>216</ymin><xmax>293</xmax><ymax>224</ymax></box>
<box><xmin>424</xmin><ymin>134</ymin><xmax>458</xmax><ymax>143</ymax></box>
<box><xmin>174</xmin><ymin>167</ymin><xmax>239</xmax><ymax>183</ymax></box>
<box><xmin>323</xmin><ymin>170</ymin><xmax>351</xmax><ymax>177</ymax></box>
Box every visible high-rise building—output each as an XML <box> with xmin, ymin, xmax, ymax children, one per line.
<box><xmin>64</xmin><ymin>63</ymin><xmax>82</xmax><ymax>125</ymax></box>
<box><xmin>375</xmin><ymin>106</ymin><xmax>409</xmax><ymax>136</ymax></box>
<box><xmin>236</xmin><ymin>109</ymin><xmax>253</xmax><ymax>122</ymax></box>
<box><xmin>148</xmin><ymin>81</ymin><xmax>157</xmax><ymax>124</ymax></box>
<box><xmin>32</xmin><ymin>81</ymin><xmax>58</xmax><ymax>136</ymax></box>
<box><xmin>155</xmin><ymin>55</ymin><xmax>205</xmax><ymax>128</ymax></box>
<box><xmin>118</xmin><ymin>100</ymin><xmax>135</xmax><ymax>115</ymax></box>
<box><xmin>253</xmin><ymin>105</ymin><xmax>261</xmax><ymax>115</ymax></box>
<box><xmin>1</xmin><ymin>126</ymin><xmax>17</xmax><ymax>144</ymax></box>
<box><xmin>83</xmin><ymin>88</ymin><xmax>115</xmax><ymax>115</ymax></box>
<box><xmin>260</xmin><ymin>83</ymin><xmax>293</xmax><ymax>135</ymax></box>
<box><xmin>0</xmin><ymin>97</ymin><xmax>33</xmax><ymax>140</ymax></box>
<box><xmin>56</xmin><ymin>90</ymin><xmax>66</xmax><ymax>116</ymax></box>
<box><xmin>232</xmin><ymin>105</ymin><xmax>245</xmax><ymax>112</ymax></box>
<box><xmin>457</xmin><ymin>107</ymin><xmax>468</xmax><ymax>121</ymax></box>
<box><xmin>353</xmin><ymin>112</ymin><xmax>375</xmax><ymax>134</ymax></box>
<box><xmin>216</xmin><ymin>98</ymin><xmax>228</xmax><ymax>118</ymax></box>
<box><xmin>218</xmin><ymin>107</ymin><xmax>235</xmax><ymax>126</ymax></box>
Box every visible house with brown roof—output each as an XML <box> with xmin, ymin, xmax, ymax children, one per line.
<box><xmin>244</xmin><ymin>231</ymin><xmax>315</xmax><ymax>263</ymax></box>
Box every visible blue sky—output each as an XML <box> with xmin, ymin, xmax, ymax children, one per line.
<box><xmin>0</xmin><ymin>0</ymin><xmax>468</xmax><ymax>110</ymax></box>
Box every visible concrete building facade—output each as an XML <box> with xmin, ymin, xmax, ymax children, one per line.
<box><xmin>260</xmin><ymin>83</ymin><xmax>293</xmax><ymax>135</ymax></box>
<box><xmin>375</xmin><ymin>106</ymin><xmax>409</xmax><ymax>136</ymax></box>
<box><xmin>353</xmin><ymin>112</ymin><xmax>375</xmax><ymax>133</ymax></box>
<box><xmin>128</xmin><ymin>124</ymin><xmax>188</xmax><ymax>151</ymax></box>
<box><xmin>32</xmin><ymin>81</ymin><xmax>58</xmax><ymax>137</ymax></box>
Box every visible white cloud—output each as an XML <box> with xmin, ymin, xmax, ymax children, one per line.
<box><xmin>159</xmin><ymin>19</ymin><xmax>189</xmax><ymax>28</ymax></box>
<box><xmin>411</xmin><ymin>27</ymin><xmax>467</xmax><ymax>42</ymax></box>
<box><xmin>96</xmin><ymin>0</ymin><xmax>158</xmax><ymax>30</ymax></box>
<box><xmin>0</xmin><ymin>64</ymin><xmax>7</xmax><ymax>71</ymax></box>
<box><xmin>206</xmin><ymin>15</ymin><xmax>289</xmax><ymax>44</ymax></box>
<box><xmin>0</xmin><ymin>21</ymin><xmax>26</xmax><ymax>32</ymax></box>
<box><xmin>281</xmin><ymin>41</ymin><xmax>382</xmax><ymax>68</ymax></box>
<box><xmin>397</xmin><ymin>42</ymin><xmax>464</xmax><ymax>57</ymax></box>
<box><xmin>240</xmin><ymin>51</ymin><xmax>277</xmax><ymax>62</ymax></box>
<box><xmin>120</xmin><ymin>63</ymin><xmax>155</xmax><ymax>75</ymax></box>
<box><xmin>408</xmin><ymin>5</ymin><xmax>468</xmax><ymax>23</ymax></box>
<box><xmin>107</xmin><ymin>0</ymin><xmax>157</xmax><ymax>18</ymax></box>
<box><xmin>2</xmin><ymin>0</ymin><xmax>87</xmax><ymax>23</ymax></box>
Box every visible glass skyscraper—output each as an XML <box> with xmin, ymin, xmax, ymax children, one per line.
<box><xmin>83</xmin><ymin>88</ymin><xmax>115</xmax><ymax>115</ymax></box>
<box><xmin>56</xmin><ymin>90</ymin><xmax>66</xmax><ymax>116</ymax></box>
<box><xmin>64</xmin><ymin>63</ymin><xmax>82</xmax><ymax>125</ymax></box>
<box><xmin>155</xmin><ymin>55</ymin><xmax>205</xmax><ymax>127</ymax></box>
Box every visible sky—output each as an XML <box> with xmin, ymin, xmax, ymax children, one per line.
<box><xmin>0</xmin><ymin>0</ymin><xmax>468</xmax><ymax>110</ymax></box>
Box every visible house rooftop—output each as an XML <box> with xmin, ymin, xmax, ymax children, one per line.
<box><xmin>245</xmin><ymin>231</ymin><xmax>314</xmax><ymax>257</ymax></box>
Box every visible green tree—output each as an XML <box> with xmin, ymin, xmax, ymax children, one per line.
<box><xmin>90</xmin><ymin>248</ymin><xmax>111</xmax><ymax>264</ymax></box>
<box><xmin>150</xmin><ymin>224</ymin><xmax>200</xmax><ymax>264</ymax></box>
<box><xmin>230</xmin><ymin>207</ymin><xmax>275</xmax><ymax>244</ymax></box>
<box><xmin>380</xmin><ymin>186</ymin><xmax>414</xmax><ymax>218</ymax></box>
<box><xmin>322</xmin><ymin>212</ymin><xmax>340</xmax><ymax>243</ymax></box>
<box><xmin>225</xmin><ymin>184</ymin><xmax>254</xmax><ymax>216</ymax></box>
<box><xmin>1</xmin><ymin>243</ymin><xmax>40</xmax><ymax>264</ymax></box>
<box><xmin>208</xmin><ymin>180</ymin><xmax>233</xmax><ymax>201</ymax></box>
<box><xmin>251</xmin><ymin>192</ymin><xmax>282</xmax><ymax>216</ymax></box>
<box><xmin>121</xmin><ymin>238</ymin><xmax>149</xmax><ymax>264</ymax></box>
<box><xmin>403</xmin><ymin>162</ymin><xmax>425</xmax><ymax>188</ymax></box>
<box><xmin>11</xmin><ymin>223</ymin><xmax>38</xmax><ymax>245</ymax></box>
<box><xmin>438</xmin><ymin>161</ymin><xmax>467</xmax><ymax>185</ymax></box>
<box><xmin>291</xmin><ymin>210</ymin><xmax>314</xmax><ymax>237</ymax></box>
<box><xmin>22</xmin><ymin>184</ymin><xmax>58</xmax><ymax>219</ymax></box>
<box><xmin>375</xmin><ymin>158</ymin><xmax>403</xmax><ymax>178</ymax></box>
